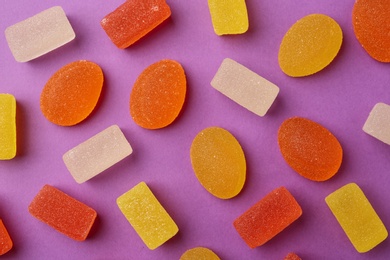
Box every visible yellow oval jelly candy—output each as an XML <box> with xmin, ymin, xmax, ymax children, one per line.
<box><xmin>278</xmin><ymin>14</ymin><xmax>343</xmax><ymax>77</ymax></box>
<box><xmin>180</xmin><ymin>247</ymin><xmax>221</xmax><ymax>260</ymax></box>
<box><xmin>40</xmin><ymin>60</ymin><xmax>104</xmax><ymax>126</ymax></box>
<box><xmin>278</xmin><ymin>117</ymin><xmax>343</xmax><ymax>181</ymax></box>
<box><xmin>130</xmin><ymin>59</ymin><xmax>186</xmax><ymax>129</ymax></box>
<box><xmin>190</xmin><ymin>127</ymin><xmax>246</xmax><ymax>199</ymax></box>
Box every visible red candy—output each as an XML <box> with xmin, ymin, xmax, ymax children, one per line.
<box><xmin>233</xmin><ymin>187</ymin><xmax>302</xmax><ymax>248</ymax></box>
<box><xmin>28</xmin><ymin>185</ymin><xmax>97</xmax><ymax>241</ymax></box>
<box><xmin>101</xmin><ymin>0</ymin><xmax>171</xmax><ymax>48</ymax></box>
<box><xmin>0</xmin><ymin>220</ymin><xmax>13</xmax><ymax>255</ymax></box>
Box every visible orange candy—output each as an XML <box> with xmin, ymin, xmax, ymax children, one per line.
<box><xmin>28</xmin><ymin>185</ymin><xmax>97</xmax><ymax>241</ymax></box>
<box><xmin>284</xmin><ymin>252</ymin><xmax>302</xmax><ymax>260</ymax></box>
<box><xmin>233</xmin><ymin>187</ymin><xmax>302</xmax><ymax>248</ymax></box>
<box><xmin>0</xmin><ymin>220</ymin><xmax>13</xmax><ymax>255</ymax></box>
<box><xmin>40</xmin><ymin>60</ymin><xmax>103</xmax><ymax>126</ymax></box>
<box><xmin>278</xmin><ymin>117</ymin><xmax>343</xmax><ymax>181</ymax></box>
<box><xmin>352</xmin><ymin>0</ymin><xmax>390</xmax><ymax>62</ymax></box>
<box><xmin>101</xmin><ymin>0</ymin><xmax>171</xmax><ymax>48</ymax></box>
<box><xmin>130</xmin><ymin>59</ymin><xmax>186</xmax><ymax>129</ymax></box>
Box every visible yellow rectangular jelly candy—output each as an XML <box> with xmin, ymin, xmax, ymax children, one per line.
<box><xmin>325</xmin><ymin>183</ymin><xmax>388</xmax><ymax>253</ymax></box>
<box><xmin>0</xmin><ymin>94</ymin><xmax>16</xmax><ymax>160</ymax></box>
<box><xmin>208</xmin><ymin>0</ymin><xmax>249</xmax><ymax>35</ymax></box>
<box><xmin>117</xmin><ymin>182</ymin><xmax>178</xmax><ymax>250</ymax></box>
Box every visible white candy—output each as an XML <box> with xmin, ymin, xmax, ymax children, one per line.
<box><xmin>363</xmin><ymin>103</ymin><xmax>390</xmax><ymax>145</ymax></box>
<box><xmin>5</xmin><ymin>6</ymin><xmax>75</xmax><ymax>62</ymax></box>
<box><xmin>63</xmin><ymin>125</ymin><xmax>133</xmax><ymax>183</ymax></box>
<box><xmin>211</xmin><ymin>58</ymin><xmax>279</xmax><ymax>116</ymax></box>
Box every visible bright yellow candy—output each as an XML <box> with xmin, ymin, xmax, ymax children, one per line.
<box><xmin>117</xmin><ymin>182</ymin><xmax>178</xmax><ymax>250</ymax></box>
<box><xmin>208</xmin><ymin>0</ymin><xmax>249</xmax><ymax>35</ymax></box>
<box><xmin>0</xmin><ymin>94</ymin><xmax>16</xmax><ymax>160</ymax></box>
<box><xmin>325</xmin><ymin>183</ymin><xmax>388</xmax><ymax>253</ymax></box>
<box><xmin>278</xmin><ymin>14</ymin><xmax>343</xmax><ymax>77</ymax></box>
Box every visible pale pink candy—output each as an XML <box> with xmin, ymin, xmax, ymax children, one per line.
<box><xmin>363</xmin><ymin>103</ymin><xmax>390</xmax><ymax>145</ymax></box>
<box><xmin>63</xmin><ymin>125</ymin><xmax>133</xmax><ymax>184</ymax></box>
<box><xmin>211</xmin><ymin>58</ymin><xmax>279</xmax><ymax>116</ymax></box>
<box><xmin>5</xmin><ymin>6</ymin><xmax>75</xmax><ymax>62</ymax></box>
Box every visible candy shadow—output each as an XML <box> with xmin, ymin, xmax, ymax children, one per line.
<box><xmin>16</xmin><ymin>101</ymin><xmax>27</xmax><ymax>157</ymax></box>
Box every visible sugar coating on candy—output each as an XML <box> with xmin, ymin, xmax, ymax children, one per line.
<box><xmin>0</xmin><ymin>220</ymin><xmax>13</xmax><ymax>255</ymax></box>
<box><xmin>190</xmin><ymin>127</ymin><xmax>246</xmax><ymax>199</ymax></box>
<box><xmin>211</xmin><ymin>58</ymin><xmax>279</xmax><ymax>117</ymax></box>
<box><xmin>208</xmin><ymin>0</ymin><xmax>249</xmax><ymax>35</ymax></box>
<box><xmin>278</xmin><ymin>14</ymin><xmax>343</xmax><ymax>77</ymax></box>
<box><xmin>101</xmin><ymin>0</ymin><xmax>171</xmax><ymax>48</ymax></box>
<box><xmin>234</xmin><ymin>187</ymin><xmax>302</xmax><ymax>248</ymax></box>
<box><xmin>0</xmin><ymin>94</ymin><xmax>16</xmax><ymax>160</ymax></box>
<box><xmin>28</xmin><ymin>185</ymin><xmax>97</xmax><ymax>241</ymax></box>
<box><xmin>130</xmin><ymin>59</ymin><xmax>186</xmax><ymax>129</ymax></box>
<box><xmin>180</xmin><ymin>247</ymin><xmax>221</xmax><ymax>260</ymax></box>
<box><xmin>325</xmin><ymin>183</ymin><xmax>388</xmax><ymax>253</ymax></box>
<box><xmin>278</xmin><ymin>117</ymin><xmax>343</xmax><ymax>181</ymax></box>
<box><xmin>117</xmin><ymin>182</ymin><xmax>178</xmax><ymax>250</ymax></box>
<box><xmin>40</xmin><ymin>60</ymin><xmax>104</xmax><ymax>126</ymax></box>
<box><xmin>284</xmin><ymin>252</ymin><xmax>302</xmax><ymax>260</ymax></box>
<box><xmin>362</xmin><ymin>103</ymin><xmax>390</xmax><ymax>145</ymax></box>
<box><xmin>352</xmin><ymin>0</ymin><xmax>390</xmax><ymax>62</ymax></box>
<box><xmin>4</xmin><ymin>6</ymin><xmax>75</xmax><ymax>62</ymax></box>
<box><xmin>63</xmin><ymin>125</ymin><xmax>133</xmax><ymax>184</ymax></box>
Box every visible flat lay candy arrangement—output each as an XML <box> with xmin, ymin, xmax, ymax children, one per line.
<box><xmin>1</xmin><ymin>0</ymin><xmax>390</xmax><ymax>259</ymax></box>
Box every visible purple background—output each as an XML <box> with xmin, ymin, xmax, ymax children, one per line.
<box><xmin>1</xmin><ymin>0</ymin><xmax>390</xmax><ymax>259</ymax></box>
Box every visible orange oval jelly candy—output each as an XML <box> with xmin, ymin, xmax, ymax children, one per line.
<box><xmin>233</xmin><ymin>187</ymin><xmax>302</xmax><ymax>248</ymax></box>
<box><xmin>284</xmin><ymin>252</ymin><xmax>302</xmax><ymax>260</ymax></box>
<box><xmin>180</xmin><ymin>247</ymin><xmax>220</xmax><ymax>260</ymax></box>
<box><xmin>352</xmin><ymin>0</ymin><xmax>390</xmax><ymax>62</ymax></box>
<box><xmin>130</xmin><ymin>59</ymin><xmax>186</xmax><ymax>129</ymax></box>
<box><xmin>278</xmin><ymin>117</ymin><xmax>343</xmax><ymax>181</ymax></box>
<box><xmin>278</xmin><ymin>14</ymin><xmax>343</xmax><ymax>77</ymax></box>
<box><xmin>40</xmin><ymin>60</ymin><xmax>103</xmax><ymax>126</ymax></box>
<box><xmin>0</xmin><ymin>220</ymin><xmax>13</xmax><ymax>255</ymax></box>
<box><xmin>190</xmin><ymin>127</ymin><xmax>246</xmax><ymax>199</ymax></box>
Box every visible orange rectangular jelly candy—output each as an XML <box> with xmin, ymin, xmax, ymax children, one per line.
<box><xmin>28</xmin><ymin>185</ymin><xmax>97</xmax><ymax>241</ymax></box>
<box><xmin>0</xmin><ymin>219</ymin><xmax>13</xmax><ymax>255</ymax></box>
<box><xmin>233</xmin><ymin>186</ymin><xmax>302</xmax><ymax>248</ymax></box>
<box><xmin>101</xmin><ymin>0</ymin><xmax>171</xmax><ymax>48</ymax></box>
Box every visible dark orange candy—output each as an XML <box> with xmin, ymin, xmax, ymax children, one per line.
<box><xmin>130</xmin><ymin>59</ymin><xmax>186</xmax><ymax>129</ymax></box>
<box><xmin>0</xmin><ymin>220</ymin><xmax>13</xmax><ymax>255</ymax></box>
<box><xmin>278</xmin><ymin>117</ymin><xmax>343</xmax><ymax>181</ymax></box>
<box><xmin>40</xmin><ymin>60</ymin><xmax>103</xmax><ymax>126</ymax></box>
<box><xmin>352</xmin><ymin>0</ymin><xmax>390</xmax><ymax>62</ymax></box>
<box><xmin>28</xmin><ymin>185</ymin><xmax>97</xmax><ymax>241</ymax></box>
<box><xmin>284</xmin><ymin>252</ymin><xmax>302</xmax><ymax>260</ymax></box>
<box><xmin>101</xmin><ymin>0</ymin><xmax>171</xmax><ymax>48</ymax></box>
<box><xmin>233</xmin><ymin>187</ymin><xmax>302</xmax><ymax>248</ymax></box>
